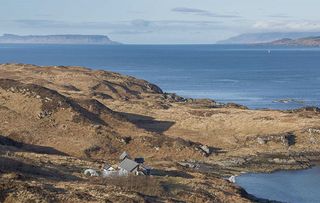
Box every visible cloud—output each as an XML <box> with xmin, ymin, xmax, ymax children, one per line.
<box><xmin>3</xmin><ymin>19</ymin><xmax>225</xmax><ymax>35</ymax></box>
<box><xmin>11</xmin><ymin>20</ymin><xmax>125</xmax><ymax>30</ymax></box>
<box><xmin>130</xmin><ymin>19</ymin><xmax>151</xmax><ymax>28</ymax></box>
<box><xmin>13</xmin><ymin>20</ymin><xmax>66</xmax><ymax>28</ymax></box>
<box><xmin>253</xmin><ymin>21</ymin><xmax>320</xmax><ymax>31</ymax></box>
<box><xmin>268</xmin><ymin>14</ymin><xmax>291</xmax><ymax>18</ymax></box>
<box><xmin>172</xmin><ymin>7</ymin><xmax>209</xmax><ymax>13</ymax></box>
<box><xmin>172</xmin><ymin>7</ymin><xmax>240</xmax><ymax>18</ymax></box>
<box><xmin>0</xmin><ymin>18</ymin><xmax>247</xmax><ymax>43</ymax></box>
<box><xmin>110</xmin><ymin>30</ymin><xmax>153</xmax><ymax>35</ymax></box>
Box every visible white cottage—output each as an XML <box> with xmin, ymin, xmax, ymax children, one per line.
<box><xmin>118</xmin><ymin>158</ymin><xmax>140</xmax><ymax>176</ymax></box>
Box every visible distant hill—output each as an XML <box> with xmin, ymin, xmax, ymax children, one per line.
<box><xmin>0</xmin><ymin>34</ymin><xmax>120</xmax><ymax>45</ymax></box>
<box><xmin>217</xmin><ymin>32</ymin><xmax>320</xmax><ymax>44</ymax></box>
<box><xmin>267</xmin><ymin>36</ymin><xmax>320</xmax><ymax>47</ymax></box>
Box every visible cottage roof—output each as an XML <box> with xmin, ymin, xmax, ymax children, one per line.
<box><xmin>119</xmin><ymin>151</ymin><xmax>130</xmax><ymax>160</ymax></box>
<box><xmin>119</xmin><ymin>158</ymin><xmax>139</xmax><ymax>172</ymax></box>
<box><xmin>104</xmin><ymin>163</ymin><xmax>112</xmax><ymax>170</ymax></box>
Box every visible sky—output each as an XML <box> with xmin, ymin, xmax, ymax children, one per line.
<box><xmin>0</xmin><ymin>0</ymin><xmax>319</xmax><ymax>44</ymax></box>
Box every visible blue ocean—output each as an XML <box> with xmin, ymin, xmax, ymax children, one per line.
<box><xmin>0</xmin><ymin>44</ymin><xmax>320</xmax><ymax>109</ymax></box>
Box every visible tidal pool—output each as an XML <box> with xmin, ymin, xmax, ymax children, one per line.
<box><xmin>236</xmin><ymin>167</ymin><xmax>320</xmax><ymax>203</ymax></box>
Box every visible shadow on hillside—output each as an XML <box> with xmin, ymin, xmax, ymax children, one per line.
<box><xmin>208</xmin><ymin>146</ymin><xmax>227</xmax><ymax>155</ymax></box>
<box><xmin>118</xmin><ymin>112</ymin><xmax>175</xmax><ymax>133</ymax></box>
<box><xmin>0</xmin><ymin>135</ymin><xmax>68</xmax><ymax>156</ymax></box>
<box><xmin>151</xmin><ymin>169</ymin><xmax>194</xmax><ymax>179</ymax></box>
<box><xmin>0</xmin><ymin>156</ymin><xmax>79</xmax><ymax>181</ymax></box>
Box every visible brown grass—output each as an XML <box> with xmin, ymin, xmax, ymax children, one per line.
<box><xmin>99</xmin><ymin>175</ymin><xmax>165</xmax><ymax>197</ymax></box>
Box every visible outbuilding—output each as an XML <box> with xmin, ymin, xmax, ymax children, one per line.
<box><xmin>102</xmin><ymin>163</ymin><xmax>118</xmax><ymax>177</ymax></box>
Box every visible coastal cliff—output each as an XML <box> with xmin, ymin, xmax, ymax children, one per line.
<box><xmin>0</xmin><ymin>64</ymin><xmax>320</xmax><ymax>202</ymax></box>
<box><xmin>0</xmin><ymin>34</ymin><xmax>120</xmax><ymax>45</ymax></box>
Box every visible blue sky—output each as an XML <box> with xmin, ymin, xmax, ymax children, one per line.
<box><xmin>0</xmin><ymin>0</ymin><xmax>319</xmax><ymax>44</ymax></box>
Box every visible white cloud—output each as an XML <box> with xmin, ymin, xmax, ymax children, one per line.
<box><xmin>6</xmin><ymin>19</ymin><xmax>224</xmax><ymax>31</ymax></box>
<box><xmin>172</xmin><ymin>7</ymin><xmax>240</xmax><ymax>18</ymax></box>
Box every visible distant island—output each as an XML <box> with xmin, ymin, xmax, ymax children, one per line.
<box><xmin>218</xmin><ymin>32</ymin><xmax>320</xmax><ymax>44</ymax></box>
<box><xmin>266</xmin><ymin>36</ymin><xmax>320</xmax><ymax>47</ymax></box>
<box><xmin>0</xmin><ymin>34</ymin><xmax>120</xmax><ymax>45</ymax></box>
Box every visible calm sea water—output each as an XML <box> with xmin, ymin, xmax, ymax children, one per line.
<box><xmin>236</xmin><ymin>167</ymin><xmax>320</xmax><ymax>203</ymax></box>
<box><xmin>0</xmin><ymin>44</ymin><xmax>320</xmax><ymax>109</ymax></box>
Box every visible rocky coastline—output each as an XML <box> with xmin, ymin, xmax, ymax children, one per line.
<box><xmin>0</xmin><ymin>64</ymin><xmax>320</xmax><ymax>202</ymax></box>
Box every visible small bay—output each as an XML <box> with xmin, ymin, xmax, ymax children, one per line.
<box><xmin>236</xmin><ymin>167</ymin><xmax>320</xmax><ymax>203</ymax></box>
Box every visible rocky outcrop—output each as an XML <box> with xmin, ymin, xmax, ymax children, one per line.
<box><xmin>304</xmin><ymin>128</ymin><xmax>320</xmax><ymax>144</ymax></box>
<box><xmin>247</xmin><ymin>132</ymin><xmax>296</xmax><ymax>147</ymax></box>
<box><xmin>163</xmin><ymin>93</ymin><xmax>187</xmax><ymax>102</ymax></box>
<box><xmin>224</xmin><ymin>103</ymin><xmax>248</xmax><ymax>109</ymax></box>
<box><xmin>307</xmin><ymin>128</ymin><xmax>320</xmax><ymax>134</ymax></box>
<box><xmin>287</xmin><ymin>106</ymin><xmax>320</xmax><ymax>113</ymax></box>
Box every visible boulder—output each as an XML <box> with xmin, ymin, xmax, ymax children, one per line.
<box><xmin>178</xmin><ymin>162</ymin><xmax>197</xmax><ymax>168</ymax></box>
<box><xmin>254</xmin><ymin>133</ymin><xmax>296</xmax><ymax>146</ymax></box>
<box><xmin>120</xmin><ymin>136</ymin><xmax>132</xmax><ymax>144</ymax></box>
<box><xmin>257</xmin><ymin>137</ymin><xmax>267</xmax><ymax>145</ymax></box>
<box><xmin>200</xmin><ymin>145</ymin><xmax>211</xmax><ymax>155</ymax></box>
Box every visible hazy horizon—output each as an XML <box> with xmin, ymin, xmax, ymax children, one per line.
<box><xmin>1</xmin><ymin>0</ymin><xmax>320</xmax><ymax>44</ymax></box>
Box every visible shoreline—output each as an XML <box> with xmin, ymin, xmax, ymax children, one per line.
<box><xmin>1</xmin><ymin>63</ymin><xmax>320</xmax><ymax>202</ymax></box>
<box><xmin>236</xmin><ymin>165</ymin><xmax>320</xmax><ymax>203</ymax></box>
<box><xmin>3</xmin><ymin>62</ymin><xmax>320</xmax><ymax>113</ymax></box>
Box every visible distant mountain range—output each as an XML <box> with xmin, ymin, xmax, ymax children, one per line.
<box><xmin>0</xmin><ymin>34</ymin><xmax>120</xmax><ymax>45</ymax></box>
<box><xmin>217</xmin><ymin>32</ymin><xmax>320</xmax><ymax>44</ymax></box>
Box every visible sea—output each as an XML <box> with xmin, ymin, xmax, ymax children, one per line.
<box><xmin>236</xmin><ymin>166</ymin><xmax>320</xmax><ymax>203</ymax></box>
<box><xmin>0</xmin><ymin>44</ymin><xmax>320</xmax><ymax>110</ymax></box>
